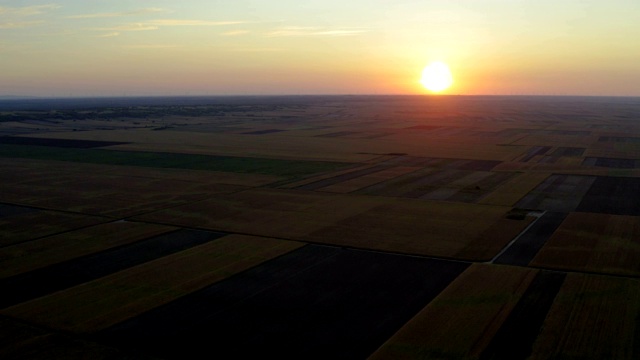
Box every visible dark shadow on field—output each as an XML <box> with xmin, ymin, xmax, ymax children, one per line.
<box><xmin>479</xmin><ymin>271</ymin><xmax>566</xmax><ymax>360</ymax></box>
<box><xmin>97</xmin><ymin>245</ymin><xmax>468</xmax><ymax>359</ymax></box>
<box><xmin>576</xmin><ymin>177</ymin><xmax>640</xmax><ymax>215</ymax></box>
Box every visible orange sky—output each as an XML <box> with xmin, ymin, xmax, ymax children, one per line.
<box><xmin>1</xmin><ymin>1</ymin><xmax>639</xmax><ymax>97</ymax></box>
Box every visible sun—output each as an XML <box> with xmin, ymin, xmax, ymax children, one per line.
<box><xmin>420</xmin><ymin>62</ymin><xmax>453</xmax><ymax>93</ymax></box>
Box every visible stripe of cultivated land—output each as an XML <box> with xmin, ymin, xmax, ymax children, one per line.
<box><xmin>0</xmin><ymin>229</ymin><xmax>226</xmax><ymax>309</ymax></box>
<box><xmin>478</xmin><ymin>271</ymin><xmax>567</xmax><ymax>360</ymax></box>
<box><xmin>369</xmin><ymin>264</ymin><xmax>538</xmax><ymax>360</ymax></box>
<box><xmin>274</xmin><ymin>163</ymin><xmax>379</xmax><ymax>189</ymax></box>
<box><xmin>0</xmin><ymin>221</ymin><xmax>177</xmax><ymax>279</ymax></box>
<box><xmin>294</xmin><ymin>164</ymin><xmax>390</xmax><ymax>190</ymax></box>
<box><xmin>519</xmin><ymin>146</ymin><xmax>551</xmax><ymax>163</ymax></box>
<box><xmin>97</xmin><ymin>245</ymin><xmax>469</xmax><ymax>360</ymax></box>
<box><xmin>492</xmin><ymin>212</ymin><xmax>568</xmax><ymax>266</ymax></box>
<box><xmin>2</xmin><ymin>235</ymin><xmax>303</xmax><ymax>333</ymax></box>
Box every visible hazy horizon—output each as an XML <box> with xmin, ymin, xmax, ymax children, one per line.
<box><xmin>2</xmin><ymin>1</ymin><xmax>639</xmax><ymax>97</ymax></box>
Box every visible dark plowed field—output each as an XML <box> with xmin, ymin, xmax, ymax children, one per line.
<box><xmin>479</xmin><ymin>271</ymin><xmax>566</xmax><ymax>360</ymax></box>
<box><xmin>576</xmin><ymin>176</ymin><xmax>640</xmax><ymax>215</ymax></box>
<box><xmin>98</xmin><ymin>245</ymin><xmax>469</xmax><ymax>359</ymax></box>
<box><xmin>494</xmin><ymin>212</ymin><xmax>568</xmax><ymax>266</ymax></box>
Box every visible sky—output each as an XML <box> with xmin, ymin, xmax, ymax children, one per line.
<box><xmin>1</xmin><ymin>0</ymin><xmax>639</xmax><ymax>97</ymax></box>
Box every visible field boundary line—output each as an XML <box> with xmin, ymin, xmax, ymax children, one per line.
<box><xmin>488</xmin><ymin>210</ymin><xmax>546</xmax><ymax>264</ymax></box>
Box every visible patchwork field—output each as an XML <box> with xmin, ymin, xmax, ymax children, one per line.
<box><xmin>1</xmin><ymin>95</ymin><xmax>640</xmax><ymax>359</ymax></box>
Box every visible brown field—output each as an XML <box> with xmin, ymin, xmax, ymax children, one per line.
<box><xmin>135</xmin><ymin>187</ymin><xmax>530</xmax><ymax>259</ymax></box>
<box><xmin>530</xmin><ymin>273</ymin><xmax>640</xmax><ymax>360</ymax></box>
<box><xmin>479</xmin><ymin>172</ymin><xmax>551</xmax><ymax>206</ymax></box>
<box><xmin>0</xmin><ymin>211</ymin><xmax>109</xmax><ymax>247</ymax></box>
<box><xmin>0</xmin><ymin>160</ymin><xmax>247</xmax><ymax>218</ymax></box>
<box><xmin>530</xmin><ymin>212</ymin><xmax>640</xmax><ymax>276</ymax></box>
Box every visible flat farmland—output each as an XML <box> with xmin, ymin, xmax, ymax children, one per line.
<box><xmin>0</xmin><ymin>221</ymin><xmax>176</xmax><ymax>278</ymax></box>
<box><xmin>1</xmin><ymin>95</ymin><xmax>640</xmax><ymax>359</ymax></box>
<box><xmin>530</xmin><ymin>212</ymin><xmax>640</xmax><ymax>276</ymax></box>
<box><xmin>134</xmin><ymin>187</ymin><xmax>532</xmax><ymax>260</ymax></box>
<box><xmin>530</xmin><ymin>273</ymin><xmax>640</xmax><ymax>360</ymax></box>
<box><xmin>0</xmin><ymin>210</ymin><xmax>109</xmax><ymax>247</ymax></box>
<box><xmin>2</xmin><ymin>235</ymin><xmax>303</xmax><ymax>333</ymax></box>
<box><xmin>370</xmin><ymin>264</ymin><xmax>547</xmax><ymax>359</ymax></box>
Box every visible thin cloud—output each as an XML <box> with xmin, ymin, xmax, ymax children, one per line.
<box><xmin>96</xmin><ymin>23</ymin><xmax>159</xmax><ymax>32</ymax></box>
<box><xmin>99</xmin><ymin>32</ymin><xmax>120</xmax><ymax>38</ymax></box>
<box><xmin>313</xmin><ymin>30</ymin><xmax>367</xmax><ymax>36</ymax></box>
<box><xmin>125</xmin><ymin>44</ymin><xmax>180</xmax><ymax>49</ymax></box>
<box><xmin>0</xmin><ymin>4</ymin><xmax>59</xmax><ymax>29</ymax></box>
<box><xmin>93</xmin><ymin>19</ymin><xmax>245</xmax><ymax>35</ymax></box>
<box><xmin>148</xmin><ymin>19</ymin><xmax>245</xmax><ymax>26</ymax></box>
<box><xmin>266</xmin><ymin>26</ymin><xmax>366</xmax><ymax>37</ymax></box>
<box><xmin>0</xmin><ymin>21</ymin><xmax>44</xmax><ymax>29</ymax></box>
<box><xmin>226</xmin><ymin>47</ymin><xmax>282</xmax><ymax>52</ymax></box>
<box><xmin>0</xmin><ymin>4</ymin><xmax>60</xmax><ymax>17</ymax></box>
<box><xmin>221</xmin><ymin>30</ymin><xmax>250</xmax><ymax>36</ymax></box>
<box><xmin>68</xmin><ymin>8</ymin><xmax>166</xmax><ymax>19</ymax></box>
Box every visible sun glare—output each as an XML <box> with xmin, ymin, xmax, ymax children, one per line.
<box><xmin>420</xmin><ymin>62</ymin><xmax>453</xmax><ymax>93</ymax></box>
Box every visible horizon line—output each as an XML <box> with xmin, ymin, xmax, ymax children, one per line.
<box><xmin>2</xmin><ymin>93</ymin><xmax>640</xmax><ymax>100</ymax></box>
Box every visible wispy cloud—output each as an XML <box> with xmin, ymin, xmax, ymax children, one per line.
<box><xmin>148</xmin><ymin>19</ymin><xmax>245</xmax><ymax>26</ymax></box>
<box><xmin>225</xmin><ymin>47</ymin><xmax>282</xmax><ymax>52</ymax></box>
<box><xmin>221</xmin><ymin>30</ymin><xmax>250</xmax><ymax>36</ymax></box>
<box><xmin>0</xmin><ymin>4</ymin><xmax>60</xmax><ymax>17</ymax></box>
<box><xmin>97</xmin><ymin>23</ymin><xmax>159</xmax><ymax>32</ymax></box>
<box><xmin>68</xmin><ymin>8</ymin><xmax>166</xmax><ymax>19</ymax></box>
<box><xmin>0</xmin><ymin>21</ymin><xmax>44</xmax><ymax>29</ymax></box>
<box><xmin>91</xmin><ymin>18</ymin><xmax>246</xmax><ymax>38</ymax></box>
<box><xmin>99</xmin><ymin>32</ymin><xmax>120</xmax><ymax>38</ymax></box>
<box><xmin>0</xmin><ymin>4</ymin><xmax>59</xmax><ymax>29</ymax></box>
<box><xmin>125</xmin><ymin>44</ymin><xmax>180</xmax><ymax>49</ymax></box>
<box><xmin>266</xmin><ymin>26</ymin><xmax>366</xmax><ymax>37</ymax></box>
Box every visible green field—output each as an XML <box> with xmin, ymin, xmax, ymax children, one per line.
<box><xmin>0</xmin><ymin>144</ymin><xmax>351</xmax><ymax>177</ymax></box>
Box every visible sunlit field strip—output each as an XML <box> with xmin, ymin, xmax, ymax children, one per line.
<box><xmin>370</xmin><ymin>264</ymin><xmax>537</xmax><ymax>359</ymax></box>
<box><xmin>2</xmin><ymin>235</ymin><xmax>303</xmax><ymax>333</ymax></box>
<box><xmin>0</xmin><ymin>221</ymin><xmax>177</xmax><ymax>279</ymax></box>
<box><xmin>0</xmin><ymin>229</ymin><xmax>227</xmax><ymax>309</ymax></box>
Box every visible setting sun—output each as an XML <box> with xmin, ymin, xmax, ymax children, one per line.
<box><xmin>420</xmin><ymin>62</ymin><xmax>453</xmax><ymax>93</ymax></box>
